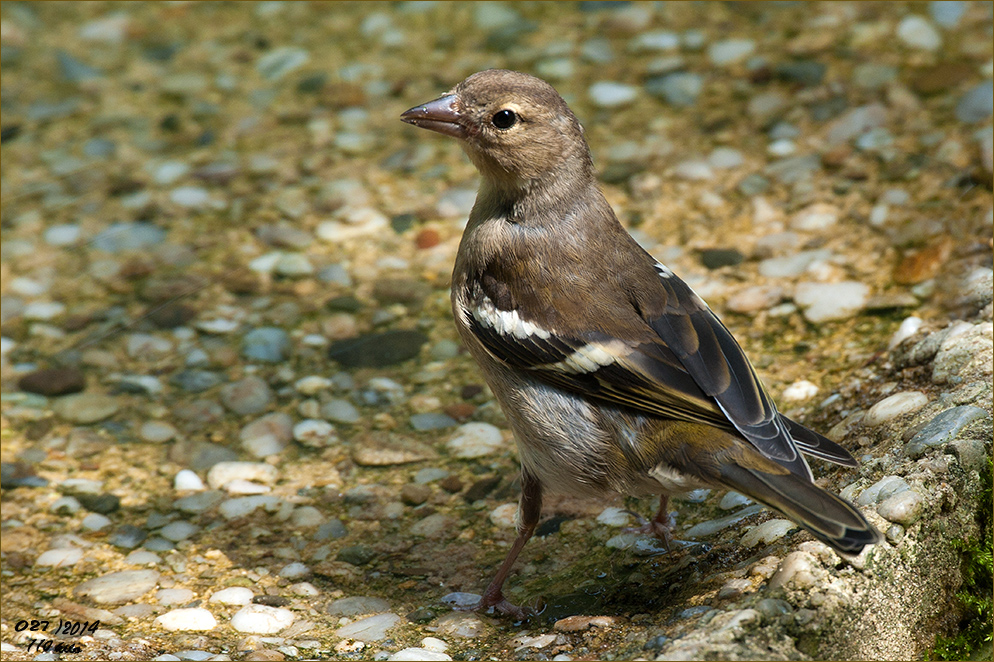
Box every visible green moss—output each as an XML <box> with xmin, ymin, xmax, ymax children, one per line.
<box><xmin>930</xmin><ymin>456</ymin><xmax>993</xmax><ymax>661</ymax></box>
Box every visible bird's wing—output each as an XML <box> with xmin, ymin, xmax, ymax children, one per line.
<box><xmin>464</xmin><ymin>253</ymin><xmax>823</xmax><ymax>479</ymax></box>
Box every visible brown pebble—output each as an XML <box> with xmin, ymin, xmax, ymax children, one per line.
<box><xmin>821</xmin><ymin>145</ymin><xmax>851</xmax><ymax>169</ymax></box>
<box><xmin>415</xmin><ymin>228</ymin><xmax>441</xmax><ymax>249</ymax></box>
<box><xmin>463</xmin><ymin>475</ymin><xmax>501</xmax><ymax>502</ymax></box>
<box><xmin>909</xmin><ymin>62</ymin><xmax>973</xmax><ymax>96</ymax></box>
<box><xmin>146</xmin><ymin>302</ymin><xmax>197</xmax><ymax>328</ymax></box>
<box><xmin>553</xmin><ymin>615</ymin><xmax>622</xmax><ymax>632</ymax></box>
<box><xmin>243</xmin><ymin>651</ymin><xmax>285</xmax><ymax>661</ymax></box>
<box><xmin>400</xmin><ymin>484</ymin><xmax>432</xmax><ymax>506</ymax></box>
<box><xmin>18</xmin><ymin>367</ymin><xmax>86</xmax><ymax>396</ymax></box>
<box><xmin>893</xmin><ymin>237</ymin><xmax>954</xmax><ymax>285</ymax></box>
<box><xmin>438</xmin><ymin>475</ymin><xmax>464</xmax><ymax>493</ymax></box>
<box><xmin>460</xmin><ymin>384</ymin><xmax>483</xmax><ymax>400</ymax></box>
<box><xmin>443</xmin><ymin>403</ymin><xmax>476</xmax><ymax>421</ymax></box>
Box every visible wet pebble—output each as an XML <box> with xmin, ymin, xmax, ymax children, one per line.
<box><xmin>220</xmin><ymin>376</ymin><xmax>273</xmax><ymax>415</ymax></box>
<box><xmin>328</xmin><ymin>330</ymin><xmax>428</xmax><ymax>368</ymax></box>
<box><xmin>75</xmin><ymin>569</ymin><xmax>160</xmax><ymax>604</ymax></box>
<box><xmin>169</xmin><ymin>187</ymin><xmax>211</xmax><ymax>208</ymax></box>
<box><xmin>171</xmin><ymin>370</ymin><xmax>223</xmax><ymax>393</ymax></box>
<box><xmin>684</xmin><ymin>505</ymin><xmax>764</xmax><ymax>539</ymax></box>
<box><xmin>110</xmin><ymin>524</ymin><xmax>149</xmax><ymax>549</ymax></box>
<box><xmin>864</xmin><ymin>391</ymin><xmax>928</xmax><ymax>426</ymax></box>
<box><xmin>173</xmin><ymin>490</ymin><xmax>224</xmax><ymax>514</ymax></box>
<box><xmin>726</xmin><ymin>285</ymin><xmax>785</xmax><ymax>313</ymax></box>
<box><xmin>740</xmin><ymin>519</ymin><xmax>796</xmax><ymax>548</ymax></box>
<box><xmin>156</xmin><ymin>588</ymin><xmax>196</xmax><ymax>605</ymax></box>
<box><xmin>174</xmin><ymin>470</ymin><xmax>205</xmax><ymax>492</ymax></box>
<box><xmin>207</xmin><ymin>462</ymin><xmax>278</xmax><ymax>490</ymax></box>
<box><xmin>588</xmin><ymin>81</ymin><xmax>639</xmax><ymax>108</ymax></box>
<box><xmin>92</xmin><ymin>222</ymin><xmax>166</xmax><ymax>252</ymax></box>
<box><xmin>447</xmin><ymin>422</ymin><xmax>504</xmax><ymax>458</ymax></box>
<box><xmin>411</xmin><ymin>413</ymin><xmax>458</xmax><ymax>430</ymax></box>
<box><xmin>328</xmin><ymin>596</ymin><xmax>391</xmax><ymax>616</ymax></box>
<box><xmin>645</xmin><ymin>72</ymin><xmax>703</xmax><ymax>107</ymax></box>
<box><xmin>896</xmin><ymin>15</ymin><xmax>941</xmax><ymax>50</ymax></box>
<box><xmin>857</xmin><ymin>476</ymin><xmax>911</xmax><ymax>506</ymax></box>
<box><xmin>159</xmin><ymin>521</ymin><xmax>198</xmax><ymax>542</ymax></box>
<box><xmin>389</xmin><ymin>648</ymin><xmax>451</xmax><ymax>661</ymax></box>
<box><xmin>141</xmin><ymin>421</ymin><xmax>178</xmax><ymax>443</ymax></box>
<box><xmin>708</xmin><ymin>39</ymin><xmax>755</xmax><ymax>65</ymax></box>
<box><xmin>154</xmin><ymin>608</ymin><xmax>217</xmax><ymax>632</ymax></box>
<box><xmin>905</xmin><ymin>406</ymin><xmax>990</xmax><ymax>458</ymax></box>
<box><xmin>279</xmin><ymin>562</ymin><xmax>310</xmax><ymax>579</ymax></box>
<box><xmin>219</xmin><ymin>495</ymin><xmax>281</xmax><ymax>519</ymax></box>
<box><xmin>36</xmin><ymin>548</ymin><xmax>84</xmax><ymax>568</ymax></box>
<box><xmin>321</xmin><ymin>398</ymin><xmax>361</xmax><ymax>423</ymax></box>
<box><xmin>293</xmin><ymin>419</ymin><xmax>337</xmax><ymax>448</ymax></box>
<box><xmin>596</xmin><ymin>507</ymin><xmax>631</xmax><ymax>527</ymax></box>
<box><xmin>334</xmin><ymin>613</ymin><xmax>404</xmax><ymax>644</ymax></box>
<box><xmin>81</xmin><ymin>513</ymin><xmax>112</xmax><ymax>531</ymax></box>
<box><xmin>781</xmin><ymin>380</ymin><xmax>819</xmax><ymax>402</ymax></box>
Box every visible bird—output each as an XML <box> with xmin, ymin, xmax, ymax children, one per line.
<box><xmin>400</xmin><ymin>69</ymin><xmax>882</xmax><ymax>618</ymax></box>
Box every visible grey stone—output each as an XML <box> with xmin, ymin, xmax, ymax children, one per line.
<box><xmin>905</xmin><ymin>406</ymin><xmax>991</xmax><ymax>458</ymax></box>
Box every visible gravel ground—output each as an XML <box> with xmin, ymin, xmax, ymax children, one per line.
<box><xmin>1</xmin><ymin>2</ymin><xmax>992</xmax><ymax>661</ymax></box>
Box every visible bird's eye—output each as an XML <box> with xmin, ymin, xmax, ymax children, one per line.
<box><xmin>491</xmin><ymin>109</ymin><xmax>517</xmax><ymax>129</ymax></box>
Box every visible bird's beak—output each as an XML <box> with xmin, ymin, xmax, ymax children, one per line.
<box><xmin>400</xmin><ymin>94</ymin><xmax>466</xmax><ymax>140</ymax></box>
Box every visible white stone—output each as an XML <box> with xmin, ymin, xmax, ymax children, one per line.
<box><xmin>447</xmin><ymin>422</ymin><xmax>504</xmax><ymax>458</ymax></box>
<box><xmin>209</xmin><ymin>586</ymin><xmax>255</xmax><ymax>605</ymax></box>
<box><xmin>230</xmin><ymin>604</ymin><xmax>294</xmax><ymax>634</ymax></box>
<box><xmin>864</xmin><ymin>391</ymin><xmax>928</xmax><ymax>426</ymax></box>
<box><xmin>588</xmin><ymin>81</ymin><xmax>639</xmax><ymax>108</ymax></box>
<box><xmin>154</xmin><ymin>608</ymin><xmax>217</xmax><ymax>632</ymax></box>
<box><xmin>740</xmin><ymin>519</ymin><xmax>796</xmax><ymax>548</ymax></box>
<box><xmin>206</xmin><ymin>461</ymin><xmax>278</xmax><ymax>489</ymax></box>
<box><xmin>596</xmin><ymin>507</ymin><xmax>632</xmax><ymax>527</ymax></box>
<box><xmin>793</xmin><ymin>281</ymin><xmax>869</xmax><ymax>323</ymax></box>
<box><xmin>174</xmin><ymin>469</ymin><xmax>205</xmax><ymax>492</ymax></box>
<box><xmin>782</xmin><ymin>380</ymin><xmax>819</xmax><ymax>402</ymax></box>
<box><xmin>389</xmin><ymin>649</ymin><xmax>452</xmax><ymax>661</ymax></box>
<box><xmin>336</xmin><ymin>613</ymin><xmax>402</xmax><ymax>642</ymax></box>
<box><xmin>489</xmin><ymin>503</ymin><xmax>518</xmax><ymax>528</ymax></box>
<box><xmin>896</xmin><ymin>15</ymin><xmax>941</xmax><ymax>51</ymax></box>
<box><xmin>36</xmin><ymin>548</ymin><xmax>84</xmax><ymax>567</ymax></box>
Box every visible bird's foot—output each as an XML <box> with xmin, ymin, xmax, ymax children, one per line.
<box><xmin>623</xmin><ymin>509</ymin><xmax>677</xmax><ymax>549</ymax></box>
<box><xmin>457</xmin><ymin>590</ymin><xmax>541</xmax><ymax>620</ymax></box>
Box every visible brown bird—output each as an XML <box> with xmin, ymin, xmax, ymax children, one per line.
<box><xmin>401</xmin><ymin>69</ymin><xmax>881</xmax><ymax>617</ymax></box>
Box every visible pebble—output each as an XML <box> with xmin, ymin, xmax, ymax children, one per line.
<box><xmin>328</xmin><ymin>596</ymin><xmax>391</xmax><ymax>616</ymax></box>
<box><xmin>588</xmin><ymin>81</ymin><xmax>639</xmax><ymax>108</ymax></box>
<box><xmin>230</xmin><ymin>603</ymin><xmax>295</xmax><ymax>634</ymax></box>
<box><xmin>932</xmin><ymin>322</ymin><xmax>993</xmax><ymax>384</ymax></box>
<box><xmin>757</xmin><ymin>249</ymin><xmax>831</xmax><ymax>278</ymax></box>
<box><xmin>857</xmin><ymin>476</ymin><xmax>911</xmax><ymax>506</ymax></box>
<box><xmin>140</xmin><ymin>421</ymin><xmax>178</xmax><ymax>443</ymax></box>
<box><xmin>726</xmin><ymin>285</ymin><xmax>785</xmax><ymax>314</ymax></box>
<box><xmin>877</xmin><ymin>490</ymin><xmax>923</xmax><ymax>525</ymax></box>
<box><xmin>793</xmin><ymin>281</ymin><xmax>869</xmax><ymax>323</ymax></box>
<box><xmin>23</xmin><ymin>301</ymin><xmax>66</xmax><ymax>320</ymax></box>
<box><xmin>781</xmin><ymin>380</ymin><xmax>819</xmax><ymax>402</ymax></box>
<box><xmin>81</xmin><ymin>513</ymin><xmax>112</xmax><ymax>531</ymax></box>
<box><xmin>389</xmin><ymin>649</ymin><xmax>451</xmax><ymax>661</ymax></box>
<box><xmin>240</xmin><ymin>412</ymin><xmax>293</xmax><ymax>457</ymax></box>
<box><xmin>684</xmin><ymin>505</ymin><xmax>764</xmax><ymax>538</ymax></box>
<box><xmin>207</xmin><ymin>462</ymin><xmax>278</xmax><ymax>490</ymax></box>
<box><xmin>210</xmin><ymin>587</ymin><xmax>255</xmax><ymax>605</ymax></box>
<box><xmin>328</xmin><ymin>330</ymin><xmax>429</xmax><ymax>368</ymax></box>
<box><xmin>632</xmin><ymin>30</ymin><xmax>680</xmax><ymax>51</ymax></box>
<box><xmin>156</xmin><ymin>588</ymin><xmax>196</xmax><ymax>605</ymax></box>
<box><xmin>489</xmin><ymin>503</ymin><xmax>518</xmax><ymax>528</ymax></box>
<box><xmin>768</xmin><ymin>551</ymin><xmax>818</xmax><ymax>591</ymax></box>
<box><xmin>905</xmin><ymin>406</ymin><xmax>990</xmax><ymax>458</ymax></box>
<box><xmin>336</xmin><ymin>613</ymin><xmax>402</xmax><ymax>642</ymax></box>
<box><xmin>75</xmin><ymin>569</ymin><xmax>160</xmax><ymax>604</ymax></box>
<box><xmin>410</xmin><ymin>413</ymin><xmax>457</xmax><ymax>431</ymax></box>
<box><xmin>275</xmin><ymin>252</ymin><xmax>314</xmax><ymax>277</ymax></box>
<box><xmin>410</xmin><ymin>513</ymin><xmax>452</xmax><ymax>537</ymax></box>
<box><xmin>44</xmin><ymin>224</ymin><xmax>82</xmax><ymax>246</ymax></box>
<box><xmin>708</xmin><ymin>39</ymin><xmax>755</xmax><ymax>65</ymax></box>
<box><xmin>596</xmin><ymin>507</ymin><xmax>632</xmax><ymax>527</ymax></box>
<box><xmin>174</xmin><ymin>470</ymin><xmax>205</xmax><ymax>492</ymax></box>
<box><xmin>169</xmin><ymin>187</ymin><xmax>212</xmax><ymax>209</ymax></box>
<box><xmin>790</xmin><ymin>203</ymin><xmax>839</xmax><ymax>231</ymax></box>
<box><xmin>826</xmin><ymin>104</ymin><xmax>887</xmax><ymax>146</ymax></box>
<box><xmin>173</xmin><ymin>490</ymin><xmax>224</xmax><ymax>514</ymax></box>
<box><xmin>242</xmin><ymin>328</ymin><xmax>291</xmax><ymax>363</ymax></box>
<box><xmin>172</xmin><ymin>370</ymin><xmax>223</xmax><ymax>393</ymax></box>
<box><xmin>219</xmin><ymin>495</ymin><xmax>281</xmax><ymax>519</ymax></box>
<box><xmin>321</xmin><ymin>398</ymin><xmax>361</xmax><ymax>423</ymax></box>
<box><xmin>91</xmin><ymin>222</ymin><xmax>166</xmax><ymax>253</ymax></box>
<box><xmin>446</xmin><ymin>422</ymin><xmax>504</xmax><ymax>458</ymax></box>
<box><xmin>896</xmin><ymin>15</ymin><xmax>942</xmax><ymax>50</ymax></box>
<box><xmin>110</xmin><ymin>524</ymin><xmax>149</xmax><ymax>549</ymax></box>
<box><xmin>740</xmin><ymin>519</ymin><xmax>796</xmax><ymax>548</ymax></box>
<box><xmin>220</xmin><ymin>376</ymin><xmax>273</xmax><ymax>415</ymax></box>
<box><xmin>956</xmin><ymin>82</ymin><xmax>994</xmax><ymax>123</ymax></box>
<box><xmin>719</xmin><ymin>492</ymin><xmax>752</xmax><ymax>510</ymax></box>
<box><xmin>51</xmin><ymin>393</ymin><xmax>119</xmax><ymax>424</ymax></box>
<box><xmin>645</xmin><ymin>72</ymin><xmax>703</xmax><ymax>107</ymax></box>
<box><xmin>673</xmin><ymin>160</ymin><xmax>713</xmax><ymax>180</ymax></box>
<box><xmin>153</xmin><ymin>161</ymin><xmax>191</xmax><ymax>185</ymax></box>
<box><xmin>18</xmin><ymin>367</ymin><xmax>86</xmax><ymax>396</ymax></box>
<box><xmin>889</xmin><ymin>316</ymin><xmax>923</xmax><ymax>350</ymax></box>
<box><xmin>51</xmin><ymin>495</ymin><xmax>82</xmax><ymax>515</ymax></box>
<box><xmin>293</xmin><ymin>419</ymin><xmax>337</xmax><ymax>447</ymax></box>
<box><xmin>36</xmin><ymin>548</ymin><xmax>84</xmax><ymax>567</ymax></box>
<box><xmin>154</xmin><ymin>608</ymin><xmax>217</xmax><ymax>632</ymax></box>
<box><xmin>279</xmin><ymin>562</ymin><xmax>310</xmax><ymax>579</ymax></box>
<box><xmin>864</xmin><ymin>391</ymin><xmax>929</xmax><ymax>426</ymax></box>
<box><xmin>159</xmin><ymin>521</ymin><xmax>198</xmax><ymax>542</ymax></box>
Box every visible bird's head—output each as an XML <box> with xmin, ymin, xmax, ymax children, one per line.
<box><xmin>401</xmin><ymin>69</ymin><xmax>594</xmax><ymax>197</ymax></box>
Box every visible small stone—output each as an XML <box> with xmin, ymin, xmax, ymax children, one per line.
<box><xmin>18</xmin><ymin>368</ymin><xmax>86</xmax><ymax>396</ymax></box>
<box><xmin>155</xmin><ymin>588</ymin><xmax>196</xmax><ymax>605</ymax></box>
<box><xmin>553</xmin><ymin>615</ymin><xmax>621</xmax><ymax>632</ymax></box>
<box><xmin>279</xmin><ymin>562</ymin><xmax>310</xmax><ymax>579</ymax></box>
<box><xmin>447</xmin><ymin>422</ymin><xmax>504</xmax><ymax>458</ymax></box>
<box><xmin>726</xmin><ymin>285</ymin><xmax>785</xmax><ymax>313</ymax></box>
<box><xmin>159</xmin><ymin>521</ymin><xmax>198</xmax><ymax>542</ymax></box>
<box><xmin>337</xmin><ymin>544</ymin><xmax>377</xmax><ymax>566</ymax></box>
<box><xmin>174</xmin><ymin>470</ymin><xmax>205</xmax><ymax>492</ymax></box>
<box><xmin>740</xmin><ymin>519</ymin><xmax>796</xmax><ymax>548</ymax></box>
<box><xmin>857</xmin><ymin>476</ymin><xmax>911</xmax><ymax>506</ymax></box>
<box><xmin>328</xmin><ymin>596</ymin><xmax>391</xmax><ymax>616</ymax></box>
<box><xmin>790</xmin><ymin>203</ymin><xmax>839</xmax><ymax>231</ymax></box>
<box><xmin>684</xmin><ymin>505</ymin><xmax>764</xmax><ymax>538</ymax></box>
<box><xmin>44</xmin><ymin>224</ymin><xmax>82</xmax><ymax>246</ymax></box>
<box><xmin>36</xmin><ymin>548</ymin><xmax>84</xmax><ymax>567</ymax></box>
<box><xmin>826</xmin><ymin>104</ymin><xmax>887</xmax><ymax>146</ymax></box>
<box><xmin>768</xmin><ymin>551</ymin><xmax>817</xmax><ymax>591</ymax></box>
<box><xmin>141</xmin><ymin>421</ymin><xmax>178</xmax><ymax>443</ymax></box>
<box><xmin>588</xmin><ymin>81</ymin><xmax>639</xmax><ymax>108</ymax></box>
<box><xmin>110</xmin><ymin>524</ymin><xmax>148</xmax><ymax>549</ymax></box>
<box><xmin>905</xmin><ymin>406</ymin><xmax>990</xmax><ymax>458</ymax></box>
<box><xmin>173</xmin><ymin>490</ymin><xmax>224</xmax><ymax>514</ymax></box>
<box><xmin>793</xmin><ymin>282</ymin><xmax>869</xmax><ymax>323</ymax></box>
<box><xmin>220</xmin><ymin>376</ymin><xmax>273</xmax><ymax>415</ymax></box>
<box><xmin>489</xmin><ymin>503</ymin><xmax>518</xmax><ymax>528</ymax></box>
<box><xmin>389</xmin><ymin>649</ymin><xmax>451</xmax><ymax>661</ymax></box>
<box><xmin>81</xmin><ymin>513</ymin><xmax>112</xmax><ymax>531</ymax></box>
<box><xmin>708</xmin><ymin>39</ymin><xmax>755</xmax><ymax>65</ymax></box>
<box><xmin>77</xmin><ymin>493</ymin><xmax>121</xmax><ymax>514</ymax></box>
<box><xmin>400</xmin><ymin>484</ymin><xmax>431</xmax><ymax>506</ymax></box>
<box><xmin>336</xmin><ymin>613</ymin><xmax>402</xmax><ymax>642</ymax></box>
<box><xmin>171</xmin><ymin>370</ymin><xmax>223</xmax><ymax>393</ymax></box>
<box><xmin>877</xmin><ymin>490</ymin><xmax>923</xmax><ymax>525</ymax></box>
<box><xmin>154</xmin><ymin>608</ymin><xmax>217</xmax><ymax>632</ymax></box>
<box><xmin>75</xmin><ymin>569</ymin><xmax>160</xmax><ymax>604</ymax></box>
<box><xmin>645</xmin><ymin>72</ymin><xmax>703</xmax><ymax>107</ymax></box>
<box><xmin>321</xmin><ymin>398</ymin><xmax>361</xmax><ymax>424</ymax></box>
<box><xmin>864</xmin><ymin>391</ymin><xmax>929</xmax><ymax>426</ymax></box>
<box><xmin>207</xmin><ymin>462</ymin><xmax>278</xmax><ymax>490</ymax></box>
<box><xmin>782</xmin><ymin>380</ymin><xmax>819</xmax><ymax>402</ymax></box>
<box><xmin>410</xmin><ymin>413</ymin><xmax>458</xmax><ymax>431</ymax></box>
<box><xmin>230</xmin><ymin>604</ymin><xmax>295</xmax><ymax>634</ymax></box>
<box><xmin>956</xmin><ymin>82</ymin><xmax>994</xmax><ymax>123</ymax></box>
<box><xmin>52</xmin><ymin>393</ymin><xmax>119</xmax><ymax>424</ymax></box>
<box><xmin>242</xmin><ymin>328</ymin><xmax>291</xmax><ymax>363</ymax></box>
<box><xmin>240</xmin><ymin>413</ymin><xmax>293</xmax><ymax>458</ymax></box>
<box><xmin>596</xmin><ymin>507</ymin><xmax>631</xmax><ymax>527</ymax></box>
<box><xmin>329</xmin><ymin>330</ymin><xmax>428</xmax><ymax>368</ymax></box>
<box><xmin>719</xmin><ymin>492</ymin><xmax>752</xmax><ymax>510</ymax></box>
<box><xmin>210</xmin><ymin>587</ymin><xmax>254</xmax><ymax>605</ymax></box>
<box><xmin>896</xmin><ymin>15</ymin><xmax>941</xmax><ymax>51</ymax></box>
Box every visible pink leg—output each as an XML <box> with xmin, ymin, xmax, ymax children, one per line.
<box><xmin>624</xmin><ymin>494</ymin><xmax>676</xmax><ymax>549</ymax></box>
<box><xmin>464</xmin><ymin>471</ymin><xmax>542</xmax><ymax>619</ymax></box>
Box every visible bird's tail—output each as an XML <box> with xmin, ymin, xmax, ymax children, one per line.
<box><xmin>719</xmin><ymin>462</ymin><xmax>882</xmax><ymax>555</ymax></box>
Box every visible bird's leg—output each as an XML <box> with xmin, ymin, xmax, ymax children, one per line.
<box><xmin>466</xmin><ymin>471</ymin><xmax>542</xmax><ymax>619</ymax></box>
<box><xmin>623</xmin><ymin>494</ymin><xmax>676</xmax><ymax>549</ymax></box>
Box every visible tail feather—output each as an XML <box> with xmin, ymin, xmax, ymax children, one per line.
<box><xmin>782</xmin><ymin>415</ymin><xmax>859</xmax><ymax>468</ymax></box>
<box><xmin>720</xmin><ymin>462</ymin><xmax>882</xmax><ymax>555</ymax></box>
